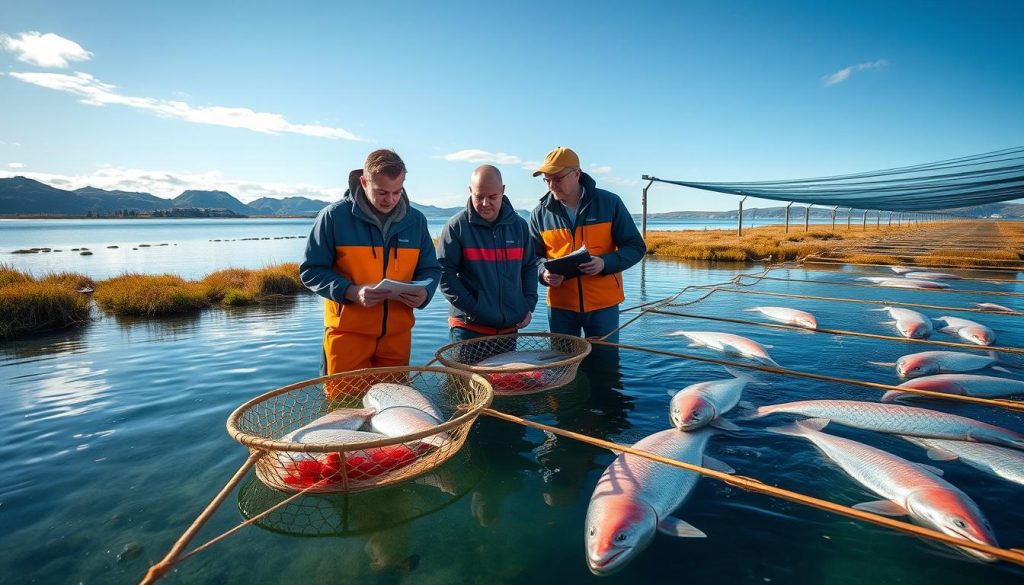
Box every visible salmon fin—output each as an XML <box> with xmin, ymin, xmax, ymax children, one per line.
<box><xmin>924</xmin><ymin>447</ymin><xmax>959</xmax><ymax>462</ymax></box>
<box><xmin>879</xmin><ymin>391</ymin><xmax>905</xmax><ymax>403</ymax></box>
<box><xmin>667</xmin><ymin>389</ymin><xmax>678</xmax><ymax>397</ymax></box>
<box><xmin>868</xmin><ymin>361</ymin><xmax>896</xmax><ymax>368</ymax></box>
<box><xmin>710</xmin><ymin>418</ymin><xmax>741</xmax><ymax>432</ymax></box>
<box><xmin>915</xmin><ymin>462</ymin><xmax>945</xmax><ymax>476</ymax></box>
<box><xmin>880</xmin><ymin>320</ymin><xmax>897</xmax><ymax>326</ymax></box>
<box><xmin>656</xmin><ymin>517</ymin><xmax>706</xmax><ymax>538</ymax></box>
<box><xmin>738</xmin><ymin>400</ymin><xmax>755</xmax><ymax>410</ymax></box>
<box><xmin>991</xmin><ymin>366</ymin><xmax>1013</xmax><ymax>374</ymax></box>
<box><xmin>766</xmin><ymin>418</ymin><xmax>829</xmax><ymax>436</ymax></box>
<box><xmin>852</xmin><ymin>500</ymin><xmax>907</xmax><ymax>517</ymax></box>
<box><xmin>702</xmin><ymin>455</ymin><xmax>735</xmax><ymax>474</ymax></box>
<box><xmin>723</xmin><ymin>366</ymin><xmax>770</xmax><ymax>385</ymax></box>
<box><xmin>732</xmin><ymin>404</ymin><xmax>759</xmax><ymax>420</ymax></box>
<box><xmin>868</xmin><ymin>307</ymin><xmax>890</xmax><ymax>312</ymax></box>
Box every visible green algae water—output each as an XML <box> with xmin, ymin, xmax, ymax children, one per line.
<box><xmin>2</xmin><ymin>220</ymin><xmax>1023</xmax><ymax>584</ymax></box>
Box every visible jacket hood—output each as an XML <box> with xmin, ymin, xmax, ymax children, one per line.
<box><xmin>345</xmin><ymin>168</ymin><xmax>409</xmax><ymax>235</ymax></box>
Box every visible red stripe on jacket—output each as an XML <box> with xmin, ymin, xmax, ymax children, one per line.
<box><xmin>463</xmin><ymin>247</ymin><xmax>524</xmax><ymax>261</ymax></box>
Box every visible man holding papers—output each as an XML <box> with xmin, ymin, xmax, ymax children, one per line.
<box><xmin>300</xmin><ymin>150</ymin><xmax>440</xmax><ymax>374</ymax></box>
<box><xmin>529</xmin><ymin>147</ymin><xmax>646</xmax><ymax>342</ymax></box>
<box><xmin>437</xmin><ymin>165</ymin><xmax>539</xmax><ymax>341</ymax></box>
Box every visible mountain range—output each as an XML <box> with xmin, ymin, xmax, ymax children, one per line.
<box><xmin>1</xmin><ymin>176</ymin><xmax>1021</xmax><ymax>219</ymax></box>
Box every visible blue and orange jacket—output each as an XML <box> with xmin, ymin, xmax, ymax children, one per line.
<box><xmin>436</xmin><ymin>196</ymin><xmax>539</xmax><ymax>333</ymax></box>
<box><xmin>529</xmin><ymin>172</ymin><xmax>646</xmax><ymax>312</ymax></box>
<box><xmin>300</xmin><ymin>170</ymin><xmax>441</xmax><ymax>337</ymax></box>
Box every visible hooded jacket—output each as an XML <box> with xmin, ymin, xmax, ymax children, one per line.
<box><xmin>529</xmin><ymin>172</ymin><xmax>646</xmax><ymax>312</ymax></box>
<box><xmin>437</xmin><ymin>196</ymin><xmax>538</xmax><ymax>331</ymax></box>
<box><xmin>300</xmin><ymin>169</ymin><xmax>441</xmax><ymax>337</ymax></box>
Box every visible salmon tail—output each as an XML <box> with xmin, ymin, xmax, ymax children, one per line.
<box><xmin>766</xmin><ymin>418</ymin><xmax>829</xmax><ymax>436</ymax></box>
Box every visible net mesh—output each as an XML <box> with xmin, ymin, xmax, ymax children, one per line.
<box><xmin>227</xmin><ymin>367</ymin><xmax>492</xmax><ymax>494</ymax></box>
<box><xmin>435</xmin><ymin>333</ymin><xmax>591</xmax><ymax>395</ymax></box>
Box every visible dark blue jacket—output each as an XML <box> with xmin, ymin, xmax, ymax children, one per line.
<box><xmin>437</xmin><ymin>196</ymin><xmax>539</xmax><ymax>331</ymax></box>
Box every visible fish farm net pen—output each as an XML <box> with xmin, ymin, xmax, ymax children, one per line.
<box><xmin>697</xmin><ymin>287</ymin><xmax>1024</xmax><ymax>317</ymax></box>
<box><xmin>774</xmin><ymin>264</ymin><xmax>1023</xmax><ymax>285</ymax></box>
<box><xmin>649</xmin><ymin>307</ymin><xmax>1024</xmax><ymax>355</ymax></box>
<box><xmin>481</xmin><ymin>407</ymin><xmax>1024</xmax><ymax>567</ymax></box>
<box><xmin>586</xmin><ymin>339</ymin><xmax>1024</xmax><ymax>412</ymax></box>
<box><xmin>739</xmin><ymin>275</ymin><xmax>1024</xmax><ymax>298</ymax></box>
<box><xmin>803</xmin><ymin>257</ymin><xmax>1024</xmax><ymax>273</ymax></box>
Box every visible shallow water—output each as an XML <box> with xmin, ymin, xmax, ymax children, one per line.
<box><xmin>2</xmin><ymin>222</ymin><xmax>1024</xmax><ymax>584</ymax></box>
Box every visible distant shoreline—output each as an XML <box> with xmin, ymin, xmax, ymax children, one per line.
<box><xmin>0</xmin><ymin>214</ymin><xmax>316</xmax><ymax>220</ymax></box>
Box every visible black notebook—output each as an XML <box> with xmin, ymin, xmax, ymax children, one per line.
<box><xmin>543</xmin><ymin>245</ymin><xmax>592</xmax><ymax>278</ymax></box>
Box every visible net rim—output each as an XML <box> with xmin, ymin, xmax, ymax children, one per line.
<box><xmin>225</xmin><ymin>366</ymin><xmax>493</xmax><ymax>453</ymax></box>
<box><xmin>434</xmin><ymin>332</ymin><xmax>592</xmax><ymax>374</ymax></box>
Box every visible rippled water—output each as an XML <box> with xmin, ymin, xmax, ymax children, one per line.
<box><xmin>2</xmin><ymin>222</ymin><xmax>1023</xmax><ymax>584</ymax></box>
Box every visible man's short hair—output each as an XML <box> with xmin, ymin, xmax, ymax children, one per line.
<box><xmin>364</xmin><ymin>149</ymin><xmax>406</xmax><ymax>179</ymax></box>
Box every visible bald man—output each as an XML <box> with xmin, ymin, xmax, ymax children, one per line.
<box><xmin>437</xmin><ymin>165</ymin><xmax>539</xmax><ymax>342</ymax></box>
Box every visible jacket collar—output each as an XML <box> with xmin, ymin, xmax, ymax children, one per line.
<box><xmin>540</xmin><ymin>171</ymin><xmax>597</xmax><ymax>212</ymax></box>
<box><xmin>345</xmin><ymin>168</ymin><xmax>410</xmax><ymax>235</ymax></box>
<box><xmin>467</xmin><ymin>195</ymin><xmax>517</xmax><ymax>227</ymax></box>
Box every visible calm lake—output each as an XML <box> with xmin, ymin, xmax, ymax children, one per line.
<box><xmin>1</xmin><ymin>218</ymin><xmax>1023</xmax><ymax>584</ymax></box>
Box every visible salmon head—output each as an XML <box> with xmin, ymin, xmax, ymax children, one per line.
<box><xmin>670</xmin><ymin>393</ymin><xmax>716</xmax><ymax>431</ymax></box>
<box><xmin>897</xmin><ymin>321</ymin><xmax>930</xmax><ymax>339</ymax></box>
<box><xmin>585</xmin><ymin>495</ymin><xmax>657</xmax><ymax>575</ymax></box>
<box><xmin>960</xmin><ymin>326</ymin><xmax>994</xmax><ymax>346</ymax></box>
<box><xmin>895</xmin><ymin>355</ymin><xmax>936</xmax><ymax>378</ymax></box>
<box><xmin>906</xmin><ymin>487</ymin><xmax>999</xmax><ymax>562</ymax></box>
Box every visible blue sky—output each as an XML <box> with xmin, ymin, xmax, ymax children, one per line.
<box><xmin>0</xmin><ymin>1</ymin><xmax>1021</xmax><ymax>213</ymax></box>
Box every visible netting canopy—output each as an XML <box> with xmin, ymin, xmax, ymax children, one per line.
<box><xmin>651</xmin><ymin>147</ymin><xmax>1024</xmax><ymax>212</ymax></box>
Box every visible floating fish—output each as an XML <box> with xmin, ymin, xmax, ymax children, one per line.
<box><xmin>485</xmin><ymin>370</ymin><xmax>549</xmax><ymax>391</ymax></box>
<box><xmin>934</xmin><ymin>316</ymin><xmax>996</xmax><ymax>346</ymax></box>
<box><xmin>974</xmin><ymin>302</ymin><xmax>1015</xmax><ymax>313</ymax></box>
<box><xmin>882</xmin><ymin>374</ymin><xmax>1024</xmax><ymax>402</ymax></box>
<box><xmin>904</xmin><ymin>271</ymin><xmax>961</xmax><ymax>280</ymax></box>
<box><xmin>770</xmin><ymin>419</ymin><xmax>998</xmax><ymax>561</ymax></box>
<box><xmin>871</xmin><ymin>306</ymin><xmax>932</xmax><ymax>339</ymax></box>
<box><xmin>903</xmin><ymin>436</ymin><xmax>1024</xmax><ymax>487</ymax></box>
<box><xmin>665</xmin><ymin>331</ymin><xmax>779</xmax><ymax>367</ymax></box>
<box><xmin>872</xmin><ymin>350</ymin><xmax>1004</xmax><ymax>378</ymax></box>
<box><xmin>585</xmin><ymin>428</ymin><xmax>731</xmax><ymax>575</ymax></box>
<box><xmin>857</xmin><ymin>277</ymin><xmax>951</xmax><ymax>289</ymax></box>
<box><xmin>745</xmin><ymin>399</ymin><xmax>1024</xmax><ymax>450</ymax></box>
<box><xmin>669</xmin><ymin>377</ymin><xmax>753</xmax><ymax>431</ymax></box>
<box><xmin>890</xmin><ymin>266</ymin><xmax>916</xmax><ymax>274</ymax></box>
<box><xmin>743</xmin><ymin>306</ymin><xmax>818</xmax><ymax>329</ymax></box>
<box><xmin>363</xmin><ymin>383</ymin><xmax>443</xmax><ymax>421</ymax></box>
<box><xmin>370</xmin><ymin>405</ymin><xmax>449</xmax><ymax>448</ymax></box>
<box><xmin>476</xmin><ymin>350</ymin><xmax>564</xmax><ymax>368</ymax></box>
<box><xmin>280</xmin><ymin>409</ymin><xmax>376</xmax><ymax>443</ymax></box>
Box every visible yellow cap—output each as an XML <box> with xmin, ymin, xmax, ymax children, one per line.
<box><xmin>532</xmin><ymin>146</ymin><xmax>580</xmax><ymax>177</ymax></box>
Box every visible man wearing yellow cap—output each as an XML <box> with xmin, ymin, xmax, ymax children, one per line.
<box><xmin>528</xmin><ymin>147</ymin><xmax>646</xmax><ymax>342</ymax></box>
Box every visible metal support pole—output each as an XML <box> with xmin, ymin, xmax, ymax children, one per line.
<box><xmin>847</xmin><ymin>208</ymin><xmax>853</xmax><ymax>230</ymax></box>
<box><xmin>804</xmin><ymin>204</ymin><xmax>811</xmax><ymax>231</ymax></box>
<box><xmin>640</xmin><ymin>176</ymin><xmax>655</xmax><ymax>240</ymax></box>
<box><xmin>738</xmin><ymin>195</ymin><xmax>748</xmax><ymax>236</ymax></box>
<box><xmin>785</xmin><ymin>202</ymin><xmax>794</xmax><ymax>233</ymax></box>
<box><xmin>876</xmin><ymin>212</ymin><xmax>880</xmax><ymax>229</ymax></box>
<box><xmin>888</xmin><ymin>212</ymin><xmax>892</xmax><ymax>227</ymax></box>
<box><xmin>862</xmin><ymin>210</ymin><xmax>868</xmax><ymax>231</ymax></box>
<box><xmin>831</xmin><ymin>205</ymin><xmax>838</xmax><ymax>231</ymax></box>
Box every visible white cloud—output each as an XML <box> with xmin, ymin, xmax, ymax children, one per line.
<box><xmin>8</xmin><ymin>71</ymin><xmax>364</xmax><ymax>141</ymax></box>
<box><xmin>822</xmin><ymin>59</ymin><xmax>889</xmax><ymax>87</ymax></box>
<box><xmin>520</xmin><ymin>160</ymin><xmax>541</xmax><ymax>171</ymax></box>
<box><xmin>7</xmin><ymin>162</ymin><xmax>24</xmax><ymax>169</ymax></box>
<box><xmin>0</xmin><ymin>141</ymin><xmax>22</xmax><ymax>147</ymax></box>
<box><xmin>0</xmin><ymin>166</ymin><xmax>345</xmax><ymax>203</ymax></box>
<box><xmin>0</xmin><ymin>31</ymin><xmax>92</xmax><ymax>68</ymax></box>
<box><xmin>589</xmin><ymin>164</ymin><xmax>613</xmax><ymax>174</ymax></box>
<box><xmin>439</xmin><ymin>149</ymin><xmax>522</xmax><ymax>164</ymax></box>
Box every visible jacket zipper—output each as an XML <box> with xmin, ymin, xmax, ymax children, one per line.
<box><xmin>379</xmin><ymin>229</ymin><xmax>390</xmax><ymax>340</ymax></box>
<box><xmin>493</xmin><ymin>228</ymin><xmax>505</xmax><ymax>328</ymax></box>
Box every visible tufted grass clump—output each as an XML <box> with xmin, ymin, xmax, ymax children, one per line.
<box><xmin>0</xmin><ymin>265</ymin><xmax>91</xmax><ymax>338</ymax></box>
<box><xmin>94</xmin><ymin>274</ymin><xmax>210</xmax><ymax>316</ymax></box>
